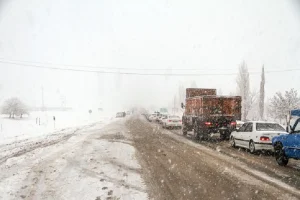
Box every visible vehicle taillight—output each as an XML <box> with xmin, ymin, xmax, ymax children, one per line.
<box><xmin>230</xmin><ymin>122</ymin><xmax>237</xmax><ymax>126</ymax></box>
<box><xmin>168</xmin><ymin>120</ymin><xmax>172</xmax><ymax>122</ymax></box>
<box><xmin>205</xmin><ymin>122</ymin><xmax>212</xmax><ymax>126</ymax></box>
<box><xmin>179</xmin><ymin>120</ymin><xmax>182</xmax><ymax>122</ymax></box>
<box><xmin>260</xmin><ymin>136</ymin><xmax>270</xmax><ymax>141</ymax></box>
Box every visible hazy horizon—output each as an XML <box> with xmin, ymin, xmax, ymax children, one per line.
<box><xmin>0</xmin><ymin>0</ymin><xmax>300</xmax><ymax>112</ymax></box>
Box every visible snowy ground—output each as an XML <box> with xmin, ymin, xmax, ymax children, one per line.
<box><xmin>0</xmin><ymin>118</ymin><xmax>147</xmax><ymax>200</ymax></box>
<box><xmin>1</xmin><ymin>114</ymin><xmax>300</xmax><ymax>199</ymax></box>
<box><xmin>0</xmin><ymin>110</ymin><xmax>113</xmax><ymax>144</ymax></box>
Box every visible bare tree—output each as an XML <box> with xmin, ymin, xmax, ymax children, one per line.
<box><xmin>236</xmin><ymin>61</ymin><xmax>252</xmax><ymax>121</ymax></box>
<box><xmin>269</xmin><ymin>88</ymin><xmax>300</xmax><ymax>123</ymax></box>
<box><xmin>259</xmin><ymin>66</ymin><xmax>265</xmax><ymax>120</ymax></box>
<box><xmin>247</xmin><ymin>90</ymin><xmax>259</xmax><ymax>120</ymax></box>
<box><xmin>1</xmin><ymin>97</ymin><xmax>28</xmax><ymax>118</ymax></box>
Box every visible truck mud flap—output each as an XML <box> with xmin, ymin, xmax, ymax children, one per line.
<box><xmin>219</xmin><ymin>130</ymin><xmax>230</xmax><ymax>140</ymax></box>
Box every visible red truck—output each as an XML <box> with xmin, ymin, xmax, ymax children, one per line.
<box><xmin>182</xmin><ymin>88</ymin><xmax>242</xmax><ymax>140</ymax></box>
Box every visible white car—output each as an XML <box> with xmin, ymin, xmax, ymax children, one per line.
<box><xmin>162</xmin><ymin>115</ymin><xmax>182</xmax><ymax>129</ymax></box>
<box><xmin>158</xmin><ymin>115</ymin><xmax>167</xmax><ymax>124</ymax></box>
<box><xmin>148</xmin><ymin>114</ymin><xmax>158</xmax><ymax>122</ymax></box>
<box><xmin>230</xmin><ymin>121</ymin><xmax>288</xmax><ymax>153</ymax></box>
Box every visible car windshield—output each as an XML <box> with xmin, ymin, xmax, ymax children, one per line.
<box><xmin>256</xmin><ymin>123</ymin><xmax>285</xmax><ymax>131</ymax></box>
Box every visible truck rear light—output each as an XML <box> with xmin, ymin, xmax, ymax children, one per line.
<box><xmin>260</xmin><ymin>136</ymin><xmax>270</xmax><ymax>141</ymax></box>
<box><xmin>230</xmin><ymin>122</ymin><xmax>237</xmax><ymax>126</ymax></box>
<box><xmin>205</xmin><ymin>122</ymin><xmax>212</xmax><ymax>126</ymax></box>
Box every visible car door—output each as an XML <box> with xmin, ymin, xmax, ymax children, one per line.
<box><xmin>240</xmin><ymin>123</ymin><xmax>253</xmax><ymax>148</ymax></box>
<box><xmin>285</xmin><ymin>119</ymin><xmax>300</xmax><ymax>158</ymax></box>
<box><xmin>234</xmin><ymin>123</ymin><xmax>248</xmax><ymax>147</ymax></box>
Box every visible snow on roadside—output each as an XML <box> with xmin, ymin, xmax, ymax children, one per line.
<box><xmin>0</xmin><ymin>118</ymin><xmax>147</xmax><ymax>200</ymax></box>
<box><xmin>0</xmin><ymin>110</ymin><xmax>113</xmax><ymax>144</ymax></box>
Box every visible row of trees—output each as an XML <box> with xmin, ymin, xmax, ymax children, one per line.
<box><xmin>1</xmin><ymin>97</ymin><xmax>28</xmax><ymax>118</ymax></box>
<box><xmin>237</xmin><ymin>61</ymin><xmax>300</xmax><ymax>123</ymax></box>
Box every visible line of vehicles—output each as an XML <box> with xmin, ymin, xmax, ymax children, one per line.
<box><xmin>145</xmin><ymin>111</ymin><xmax>182</xmax><ymax>129</ymax></box>
<box><xmin>145</xmin><ymin>88</ymin><xmax>300</xmax><ymax>167</ymax></box>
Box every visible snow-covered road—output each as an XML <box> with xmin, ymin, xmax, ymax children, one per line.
<box><xmin>2</xmin><ymin>115</ymin><xmax>300</xmax><ymax>200</ymax></box>
<box><xmin>0</xmin><ymin>119</ymin><xmax>147</xmax><ymax>200</ymax></box>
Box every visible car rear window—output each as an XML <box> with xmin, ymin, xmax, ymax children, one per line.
<box><xmin>256</xmin><ymin>123</ymin><xmax>285</xmax><ymax>131</ymax></box>
<box><xmin>169</xmin><ymin>116</ymin><xmax>180</xmax><ymax>119</ymax></box>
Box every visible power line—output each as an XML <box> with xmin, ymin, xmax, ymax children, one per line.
<box><xmin>0</xmin><ymin>60</ymin><xmax>237</xmax><ymax>76</ymax></box>
<box><xmin>0</xmin><ymin>59</ymin><xmax>300</xmax><ymax>76</ymax></box>
<box><xmin>0</xmin><ymin>58</ymin><xmax>240</xmax><ymax>71</ymax></box>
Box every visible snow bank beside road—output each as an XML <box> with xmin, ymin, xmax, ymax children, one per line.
<box><xmin>0</xmin><ymin>118</ymin><xmax>147</xmax><ymax>200</ymax></box>
<box><xmin>0</xmin><ymin>110</ymin><xmax>113</xmax><ymax>144</ymax></box>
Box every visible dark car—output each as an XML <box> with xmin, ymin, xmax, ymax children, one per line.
<box><xmin>116</xmin><ymin>112</ymin><xmax>126</xmax><ymax>118</ymax></box>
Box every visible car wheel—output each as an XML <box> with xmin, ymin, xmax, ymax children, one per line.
<box><xmin>274</xmin><ymin>142</ymin><xmax>289</xmax><ymax>166</ymax></box>
<box><xmin>249</xmin><ymin>141</ymin><xmax>256</xmax><ymax>154</ymax></box>
<box><xmin>230</xmin><ymin>137</ymin><xmax>236</xmax><ymax>148</ymax></box>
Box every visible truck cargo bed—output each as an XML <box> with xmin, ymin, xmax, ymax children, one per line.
<box><xmin>185</xmin><ymin>95</ymin><xmax>241</xmax><ymax>120</ymax></box>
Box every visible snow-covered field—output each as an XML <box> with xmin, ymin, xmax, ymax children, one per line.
<box><xmin>0</xmin><ymin>110</ymin><xmax>113</xmax><ymax>144</ymax></box>
<box><xmin>0</xmin><ymin>118</ymin><xmax>148</xmax><ymax>200</ymax></box>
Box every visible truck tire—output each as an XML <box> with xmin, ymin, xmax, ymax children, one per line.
<box><xmin>220</xmin><ymin>131</ymin><xmax>226</xmax><ymax>141</ymax></box>
<box><xmin>193</xmin><ymin>124</ymin><xmax>200</xmax><ymax>140</ymax></box>
<box><xmin>220</xmin><ymin>130</ymin><xmax>230</xmax><ymax>141</ymax></box>
<box><xmin>202</xmin><ymin>130</ymin><xmax>209</xmax><ymax>141</ymax></box>
<box><xmin>182</xmin><ymin>128</ymin><xmax>187</xmax><ymax>136</ymax></box>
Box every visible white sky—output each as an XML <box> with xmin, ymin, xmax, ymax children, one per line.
<box><xmin>0</xmin><ymin>0</ymin><xmax>299</xmax><ymax>111</ymax></box>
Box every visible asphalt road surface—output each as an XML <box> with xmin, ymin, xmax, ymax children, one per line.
<box><xmin>126</xmin><ymin>115</ymin><xmax>300</xmax><ymax>200</ymax></box>
<box><xmin>1</xmin><ymin>115</ymin><xmax>300</xmax><ymax>200</ymax></box>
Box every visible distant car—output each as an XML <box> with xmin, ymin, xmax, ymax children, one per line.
<box><xmin>162</xmin><ymin>115</ymin><xmax>182</xmax><ymax>129</ymax></box>
<box><xmin>116</xmin><ymin>112</ymin><xmax>126</xmax><ymax>118</ymax></box>
<box><xmin>272</xmin><ymin>117</ymin><xmax>300</xmax><ymax>166</ymax></box>
<box><xmin>230</xmin><ymin>121</ymin><xmax>288</xmax><ymax>154</ymax></box>
<box><xmin>148</xmin><ymin>114</ymin><xmax>158</xmax><ymax>122</ymax></box>
<box><xmin>126</xmin><ymin>111</ymin><xmax>131</xmax><ymax>115</ymax></box>
<box><xmin>158</xmin><ymin>115</ymin><xmax>167</xmax><ymax>124</ymax></box>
